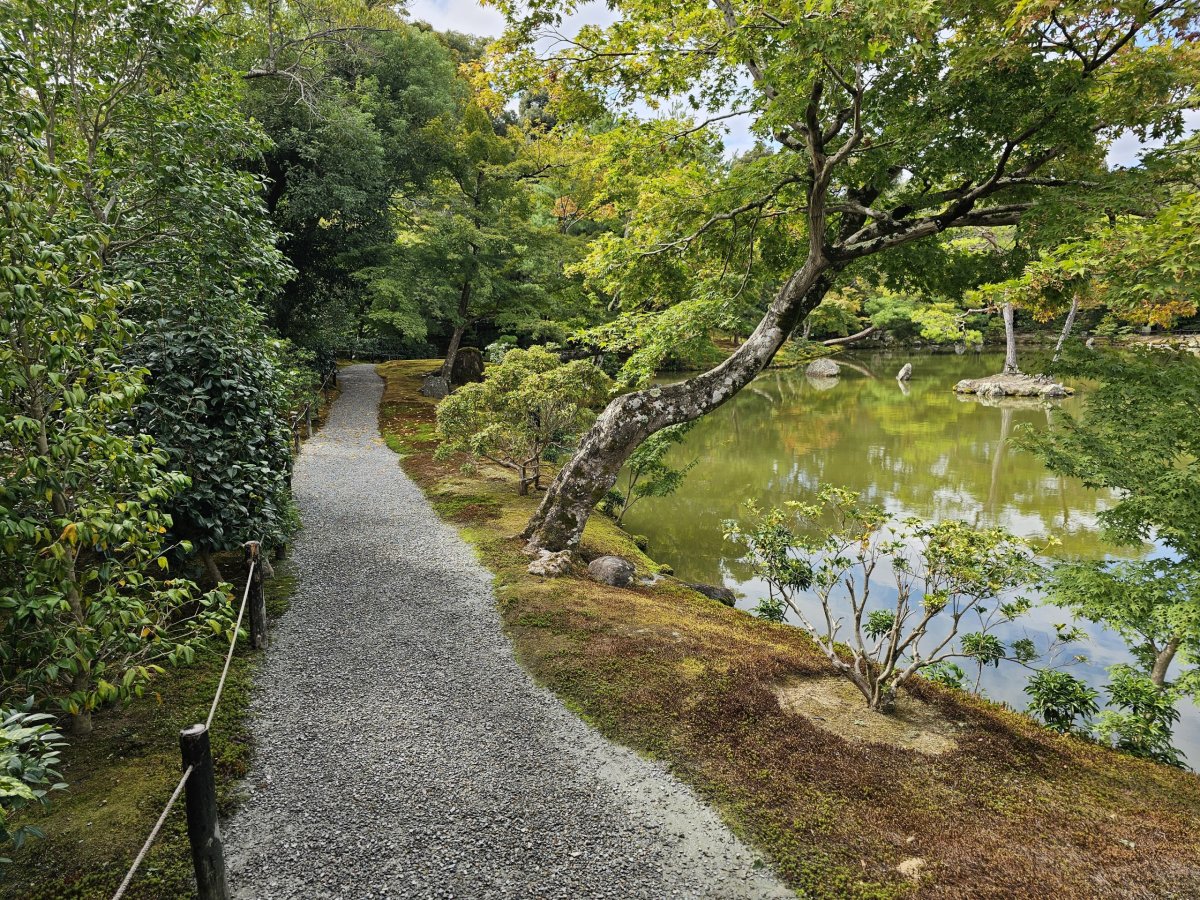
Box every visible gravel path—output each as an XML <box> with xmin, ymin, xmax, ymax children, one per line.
<box><xmin>224</xmin><ymin>364</ymin><xmax>793</xmax><ymax>900</ymax></box>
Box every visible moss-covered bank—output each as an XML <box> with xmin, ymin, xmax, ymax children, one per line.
<box><xmin>378</xmin><ymin>358</ymin><xmax>1200</xmax><ymax>900</ymax></box>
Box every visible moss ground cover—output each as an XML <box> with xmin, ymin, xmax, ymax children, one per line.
<box><xmin>378</xmin><ymin>358</ymin><xmax>1200</xmax><ymax>900</ymax></box>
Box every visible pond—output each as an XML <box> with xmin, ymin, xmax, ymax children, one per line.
<box><xmin>621</xmin><ymin>349</ymin><xmax>1200</xmax><ymax>763</ymax></box>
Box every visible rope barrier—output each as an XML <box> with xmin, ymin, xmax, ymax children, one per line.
<box><xmin>206</xmin><ymin>559</ymin><xmax>256</xmax><ymax>731</ymax></box>
<box><xmin>109</xmin><ymin>554</ymin><xmax>258</xmax><ymax>899</ymax></box>
<box><xmin>289</xmin><ymin>368</ymin><xmax>337</xmax><ymax>432</ymax></box>
<box><xmin>110</xmin><ymin>764</ymin><xmax>194</xmax><ymax>900</ymax></box>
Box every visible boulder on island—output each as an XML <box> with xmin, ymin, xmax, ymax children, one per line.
<box><xmin>805</xmin><ymin>357</ymin><xmax>841</xmax><ymax>378</ymax></box>
<box><xmin>953</xmin><ymin>373</ymin><xmax>1072</xmax><ymax>400</ymax></box>
<box><xmin>587</xmin><ymin>555</ymin><xmax>636</xmax><ymax>587</ymax></box>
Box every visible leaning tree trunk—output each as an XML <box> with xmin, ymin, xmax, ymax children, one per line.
<box><xmin>1002</xmin><ymin>301</ymin><xmax>1019</xmax><ymax>374</ymax></box>
<box><xmin>522</xmin><ymin>259</ymin><xmax>837</xmax><ymax>552</ymax></box>
<box><xmin>1052</xmin><ymin>297</ymin><xmax>1080</xmax><ymax>362</ymax></box>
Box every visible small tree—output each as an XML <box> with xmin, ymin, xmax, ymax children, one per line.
<box><xmin>1024</xmin><ymin>670</ymin><xmax>1100</xmax><ymax>735</ymax></box>
<box><xmin>435</xmin><ymin>347</ymin><xmax>611</xmax><ymax>495</ymax></box>
<box><xmin>606</xmin><ymin>423</ymin><xmax>697</xmax><ymax>525</ymax></box>
<box><xmin>725</xmin><ymin>487</ymin><xmax>1042</xmax><ymax>711</ymax></box>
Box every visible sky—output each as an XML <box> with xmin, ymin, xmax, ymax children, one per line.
<box><xmin>406</xmin><ymin>0</ymin><xmax>1198</xmax><ymax>167</ymax></box>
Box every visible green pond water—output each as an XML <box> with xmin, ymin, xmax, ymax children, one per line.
<box><xmin>622</xmin><ymin>350</ymin><xmax>1200</xmax><ymax>762</ymax></box>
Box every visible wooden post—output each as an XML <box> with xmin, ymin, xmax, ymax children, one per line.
<box><xmin>244</xmin><ymin>541</ymin><xmax>267</xmax><ymax>650</ymax></box>
<box><xmin>180</xmin><ymin>724</ymin><xmax>229</xmax><ymax>900</ymax></box>
<box><xmin>305</xmin><ymin>405</ymin><xmax>313</xmax><ymax>438</ymax></box>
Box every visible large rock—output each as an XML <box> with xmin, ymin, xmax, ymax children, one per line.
<box><xmin>587</xmin><ymin>556</ymin><xmax>636</xmax><ymax>587</ymax></box>
<box><xmin>953</xmin><ymin>373</ymin><xmax>1073</xmax><ymax>399</ymax></box>
<box><xmin>805</xmin><ymin>357</ymin><xmax>841</xmax><ymax>378</ymax></box>
<box><xmin>896</xmin><ymin>363</ymin><xmax>913</xmax><ymax>382</ymax></box>
<box><xmin>420</xmin><ymin>374</ymin><xmax>450</xmax><ymax>398</ymax></box>
<box><xmin>684</xmin><ymin>582</ymin><xmax>737</xmax><ymax>607</ymax></box>
<box><xmin>528</xmin><ymin>549</ymin><xmax>572</xmax><ymax>577</ymax></box>
<box><xmin>451</xmin><ymin>347</ymin><xmax>485</xmax><ymax>385</ymax></box>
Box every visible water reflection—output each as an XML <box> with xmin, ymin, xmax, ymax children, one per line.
<box><xmin>623</xmin><ymin>350</ymin><xmax>1200</xmax><ymax>762</ymax></box>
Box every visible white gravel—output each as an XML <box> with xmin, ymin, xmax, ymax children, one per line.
<box><xmin>223</xmin><ymin>364</ymin><xmax>793</xmax><ymax>899</ymax></box>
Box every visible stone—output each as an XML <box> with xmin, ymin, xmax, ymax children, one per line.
<box><xmin>587</xmin><ymin>555</ymin><xmax>636</xmax><ymax>587</ymax></box>
<box><xmin>805</xmin><ymin>357</ymin><xmax>840</xmax><ymax>378</ymax></box>
<box><xmin>684</xmin><ymin>582</ymin><xmax>737</xmax><ymax>607</ymax></box>
<box><xmin>420</xmin><ymin>375</ymin><xmax>450</xmax><ymax>398</ymax></box>
<box><xmin>527</xmin><ymin>549</ymin><xmax>573</xmax><ymax>577</ymax></box>
<box><xmin>450</xmin><ymin>347</ymin><xmax>485</xmax><ymax>385</ymax></box>
<box><xmin>896</xmin><ymin>363</ymin><xmax>913</xmax><ymax>381</ymax></box>
<box><xmin>952</xmin><ymin>373</ymin><xmax>1073</xmax><ymax>399</ymax></box>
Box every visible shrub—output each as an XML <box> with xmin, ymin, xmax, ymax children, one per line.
<box><xmin>435</xmin><ymin>347</ymin><xmax>611</xmax><ymax>495</ymax></box>
<box><xmin>1025</xmin><ymin>669</ymin><xmax>1100</xmax><ymax>734</ymax></box>
<box><xmin>725</xmin><ymin>486</ymin><xmax>1042</xmax><ymax>711</ymax></box>
<box><xmin>0</xmin><ymin>703</ymin><xmax>67</xmax><ymax>864</ymax></box>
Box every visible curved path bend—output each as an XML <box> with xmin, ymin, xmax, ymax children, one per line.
<box><xmin>224</xmin><ymin>364</ymin><xmax>791</xmax><ymax>900</ymax></box>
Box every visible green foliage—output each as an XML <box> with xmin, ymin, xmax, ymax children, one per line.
<box><xmin>8</xmin><ymin>0</ymin><xmax>298</xmax><ymax>570</ymax></box>
<box><xmin>1023</xmin><ymin>348</ymin><xmax>1200</xmax><ymax>560</ymax></box>
<box><xmin>0</xmin><ymin>71</ymin><xmax>230</xmax><ymax>733</ymax></box>
<box><xmin>922</xmin><ymin>662</ymin><xmax>967</xmax><ymax>691</ymax></box>
<box><xmin>1099</xmin><ymin>665</ymin><xmax>1185</xmax><ymax>767</ymax></box>
<box><xmin>435</xmin><ymin>347</ymin><xmax>611</xmax><ymax>493</ymax></box>
<box><xmin>752</xmin><ymin>594</ymin><xmax>787</xmax><ymax>623</ymax></box>
<box><xmin>1046</xmin><ymin>560</ymin><xmax>1200</xmax><ymax>694</ymax></box>
<box><xmin>492</xmin><ymin>0</ymin><xmax>1198</xmax><ymax>382</ymax></box>
<box><xmin>1024</xmin><ymin>669</ymin><xmax>1100</xmax><ymax>735</ymax></box>
<box><xmin>609</xmin><ymin>423</ymin><xmax>697</xmax><ymax>524</ymax></box>
<box><xmin>725</xmin><ymin>487</ymin><xmax>1042</xmax><ymax>710</ymax></box>
<box><xmin>0</xmin><ymin>702</ymin><xmax>67</xmax><ymax>864</ymax></box>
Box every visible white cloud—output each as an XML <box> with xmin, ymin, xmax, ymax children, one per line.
<box><xmin>406</xmin><ymin>0</ymin><xmax>505</xmax><ymax>37</ymax></box>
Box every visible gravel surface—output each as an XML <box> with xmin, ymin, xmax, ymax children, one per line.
<box><xmin>223</xmin><ymin>364</ymin><xmax>793</xmax><ymax>900</ymax></box>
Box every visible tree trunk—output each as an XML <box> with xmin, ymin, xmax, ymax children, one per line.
<box><xmin>522</xmin><ymin>258</ymin><xmax>837</xmax><ymax>551</ymax></box>
<box><xmin>1002</xmin><ymin>302</ymin><xmax>1019</xmax><ymax>374</ymax></box>
<box><xmin>201</xmin><ymin>549</ymin><xmax>222</xmax><ymax>587</ymax></box>
<box><xmin>1150</xmin><ymin>637</ymin><xmax>1181</xmax><ymax>688</ymax></box>
<box><xmin>442</xmin><ymin>276</ymin><xmax>474</xmax><ymax>382</ymax></box>
<box><xmin>1052</xmin><ymin>297</ymin><xmax>1080</xmax><ymax>361</ymax></box>
<box><xmin>70</xmin><ymin>671</ymin><xmax>93</xmax><ymax>736</ymax></box>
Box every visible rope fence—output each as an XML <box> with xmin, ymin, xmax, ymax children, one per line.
<box><xmin>289</xmin><ymin>365</ymin><xmax>338</xmax><ymax>451</ymax></box>
<box><xmin>109</xmin><ymin>545</ymin><xmax>267</xmax><ymax>900</ymax></box>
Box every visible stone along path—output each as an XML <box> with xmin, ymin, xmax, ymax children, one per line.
<box><xmin>223</xmin><ymin>364</ymin><xmax>792</xmax><ymax>900</ymax></box>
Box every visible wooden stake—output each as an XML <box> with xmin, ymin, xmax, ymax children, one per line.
<box><xmin>180</xmin><ymin>724</ymin><xmax>229</xmax><ymax>900</ymax></box>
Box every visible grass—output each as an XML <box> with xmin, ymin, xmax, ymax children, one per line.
<box><xmin>377</xmin><ymin>358</ymin><xmax>1200</xmax><ymax>900</ymax></box>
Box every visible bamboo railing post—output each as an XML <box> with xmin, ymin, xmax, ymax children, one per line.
<box><xmin>244</xmin><ymin>541</ymin><xmax>267</xmax><ymax>650</ymax></box>
<box><xmin>305</xmin><ymin>405</ymin><xmax>313</xmax><ymax>438</ymax></box>
<box><xmin>180</xmin><ymin>725</ymin><xmax>229</xmax><ymax>900</ymax></box>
